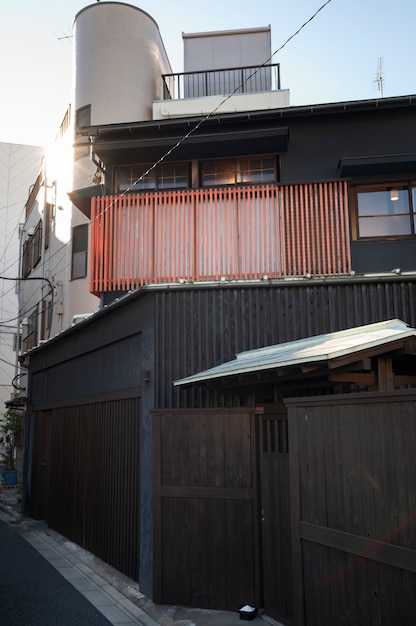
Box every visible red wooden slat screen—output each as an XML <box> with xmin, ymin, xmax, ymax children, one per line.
<box><xmin>90</xmin><ymin>181</ymin><xmax>351</xmax><ymax>294</ymax></box>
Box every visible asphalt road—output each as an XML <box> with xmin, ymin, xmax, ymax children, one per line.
<box><xmin>0</xmin><ymin>518</ymin><xmax>111</xmax><ymax>626</ymax></box>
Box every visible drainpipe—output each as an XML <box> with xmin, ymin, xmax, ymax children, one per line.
<box><xmin>14</xmin><ymin>224</ymin><xmax>25</xmax><ymax>397</ymax></box>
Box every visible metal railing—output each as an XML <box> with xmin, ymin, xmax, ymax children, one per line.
<box><xmin>162</xmin><ymin>63</ymin><xmax>280</xmax><ymax>100</ymax></box>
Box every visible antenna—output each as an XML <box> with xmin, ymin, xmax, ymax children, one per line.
<box><xmin>55</xmin><ymin>31</ymin><xmax>73</xmax><ymax>42</ymax></box>
<box><xmin>374</xmin><ymin>57</ymin><xmax>384</xmax><ymax>97</ymax></box>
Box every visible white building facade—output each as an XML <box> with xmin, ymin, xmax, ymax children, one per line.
<box><xmin>0</xmin><ymin>142</ymin><xmax>45</xmax><ymax>414</ymax></box>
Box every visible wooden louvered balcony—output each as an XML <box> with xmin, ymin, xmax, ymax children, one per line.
<box><xmin>89</xmin><ymin>181</ymin><xmax>351</xmax><ymax>295</ymax></box>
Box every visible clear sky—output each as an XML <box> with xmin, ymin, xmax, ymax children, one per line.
<box><xmin>1</xmin><ymin>0</ymin><xmax>415</xmax><ymax>147</ymax></box>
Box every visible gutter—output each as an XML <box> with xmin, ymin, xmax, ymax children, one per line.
<box><xmin>80</xmin><ymin>94</ymin><xmax>416</xmax><ymax>139</ymax></box>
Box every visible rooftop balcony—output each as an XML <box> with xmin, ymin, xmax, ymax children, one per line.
<box><xmin>89</xmin><ymin>181</ymin><xmax>351</xmax><ymax>295</ymax></box>
<box><xmin>153</xmin><ymin>64</ymin><xmax>290</xmax><ymax>120</ymax></box>
<box><xmin>162</xmin><ymin>63</ymin><xmax>281</xmax><ymax>100</ymax></box>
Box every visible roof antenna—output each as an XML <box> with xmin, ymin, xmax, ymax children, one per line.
<box><xmin>375</xmin><ymin>57</ymin><xmax>384</xmax><ymax>98</ymax></box>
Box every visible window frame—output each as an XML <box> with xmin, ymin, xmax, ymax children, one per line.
<box><xmin>352</xmin><ymin>181</ymin><xmax>416</xmax><ymax>241</ymax></box>
<box><xmin>200</xmin><ymin>155</ymin><xmax>278</xmax><ymax>188</ymax></box>
<box><xmin>115</xmin><ymin>162</ymin><xmax>190</xmax><ymax>193</ymax></box>
<box><xmin>74</xmin><ymin>105</ymin><xmax>91</xmax><ymax>160</ymax></box>
<box><xmin>22</xmin><ymin>308</ymin><xmax>38</xmax><ymax>353</ymax></box>
<box><xmin>71</xmin><ymin>224</ymin><xmax>89</xmax><ymax>280</ymax></box>
<box><xmin>114</xmin><ymin>155</ymin><xmax>279</xmax><ymax>193</ymax></box>
<box><xmin>22</xmin><ymin>221</ymin><xmax>42</xmax><ymax>277</ymax></box>
<box><xmin>41</xmin><ymin>298</ymin><xmax>51</xmax><ymax>341</ymax></box>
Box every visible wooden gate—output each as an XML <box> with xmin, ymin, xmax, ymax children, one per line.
<box><xmin>259</xmin><ymin>406</ymin><xmax>294</xmax><ymax>624</ymax></box>
<box><xmin>287</xmin><ymin>390</ymin><xmax>416</xmax><ymax>626</ymax></box>
<box><xmin>153</xmin><ymin>409</ymin><xmax>261</xmax><ymax>610</ymax></box>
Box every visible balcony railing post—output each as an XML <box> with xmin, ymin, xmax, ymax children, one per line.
<box><xmin>161</xmin><ymin>63</ymin><xmax>280</xmax><ymax>100</ymax></box>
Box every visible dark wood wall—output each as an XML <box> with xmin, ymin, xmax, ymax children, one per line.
<box><xmin>278</xmin><ymin>105</ymin><xmax>416</xmax><ymax>182</ymax></box>
<box><xmin>288</xmin><ymin>390</ymin><xmax>416</xmax><ymax>626</ymax></box>
<box><xmin>28</xmin><ymin>297</ymin><xmax>155</xmax><ymax>592</ymax></box>
<box><xmin>155</xmin><ymin>279</ymin><xmax>416</xmax><ymax>409</ymax></box>
<box><xmin>29</xmin><ymin>392</ymin><xmax>141</xmax><ymax>580</ymax></box>
<box><xmin>26</xmin><ymin>277</ymin><xmax>416</xmax><ymax>609</ymax></box>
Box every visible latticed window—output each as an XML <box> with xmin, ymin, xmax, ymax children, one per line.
<box><xmin>116</xmin><ymin>163</ymin><xmax>189</xmax><ymax>192</ymax></box>
<box><xmin>201</xmin><ymin>155</ymin><xmax>277</xmax><ymax>187</ymax></box>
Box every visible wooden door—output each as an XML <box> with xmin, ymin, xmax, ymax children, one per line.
<box><xmin>29</xmin><ymin>409</ymin><xmax>52</xmax><ymax>521</ymax></box>
<box><xmin>258</xmin><ymin>405</ymin><xmax>294</xmax><ymax>624</ymax></box>
<box><xmin>153</xmin><ymin>408</ymin><xmax>261</xmax><ymax>610</ymax></box>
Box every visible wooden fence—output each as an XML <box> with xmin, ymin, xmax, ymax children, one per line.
<box><xmin>29</xmin><ymin>394</ymin><xmax>141</xmax><ymax>581</ymax></box>
<box><xmin>90</xmin><ymin>181</ymin><xmax>350</xmax><ymax>293</ymax></box>
<box><xmin>287</xmin><ymin>390</ymin><xmax>416</xmax><ymax>626</ymax></box>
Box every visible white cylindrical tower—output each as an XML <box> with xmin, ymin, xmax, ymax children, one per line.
<box><xmin>73</xmin><ymin>2</ymin><xmax>172</xmax><ymax>125</ymax></box>
<box><xmin>68</xmin><ymin>3</ymin><xmax>172</xmax><ymax>327</ymax></box>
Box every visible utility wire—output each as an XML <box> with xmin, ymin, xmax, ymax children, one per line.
<box><xmin>0</xmin><ymin>276</ymin><xmax>54</xmax><ymax>337</ymax></box>
<box><xmin>92</xmin><ymin>0</ymin><xmax>334</xmax><ymax>220</ymax></box>
<box><xmin>0</xmin><ymin>0</ymin><xmax>334</xmax><ymax>329</ymax></box>
<box><xmin>9</xmin><ymin>0</ymin><xmax>335</xmax><ymax>279</ymax></box>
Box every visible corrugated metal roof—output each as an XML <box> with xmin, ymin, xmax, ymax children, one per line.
<box><xmin>174</xmin><ymin>319</ymin><xmax>416</xmax><ymax>386</ymax></box>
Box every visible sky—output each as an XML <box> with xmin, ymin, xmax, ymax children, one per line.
<box><xmin>1</xmin><ymin>0</ymin><xmax>415</xmax><ymax>147</ymax></box>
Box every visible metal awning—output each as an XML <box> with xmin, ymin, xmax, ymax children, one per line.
<box><xmin>174</xmin><ymin>319</ymin><xmax>416</xmax><ymax>386</ymax></box>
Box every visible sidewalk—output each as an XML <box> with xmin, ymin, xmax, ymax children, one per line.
<box><xmin>0</xmin><ymin>485</ymin><xmax>274</xmax><ymax>626</ymax></box>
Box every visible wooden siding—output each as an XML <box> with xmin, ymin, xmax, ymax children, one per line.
<box><xmin>90</xmin><ymin>181</ymin><xmax>350</xmax><ymax>294</ymax></box>
<box><xmin>153</xmin><ymin>409</ymin><xmax>260</xmax><ymax>610</ymax></box>
<box><xmin>29</xmin><ymin>395</ymin><xmax>141</xmax><ymax>581</ymax></box>
<box><xmin>288</xmin><ymin>391</ymin><xmax>416</xmax><ymax>626</ymax></box>
<box><xmin>154</xmin><ymin>280</ymin><xmax>416</xmax><ymax>409</ymax></box>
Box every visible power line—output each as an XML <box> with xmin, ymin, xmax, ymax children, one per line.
<box><xmin>91</xmin><ymin>0</ymin><xmax>334</xmax><ymax>222</ymax></box>
<box><xmin>7</xmin><ymin>0</ymin><xmax>334</xmax><ymax>329</ymax></box>
<box><xmin>0</xmin><ymin>276</ymin><xmax>54</xmax><ymax>336</ymax></box>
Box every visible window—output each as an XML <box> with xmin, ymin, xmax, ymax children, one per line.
<box><xmin>75</xmin><ymin>105</ymin><xmax>91</xmax><ymax>135</ymax></box>
<box><xmin>74</xmin><ymin>105</ymin><xmax>91</xmax><ymax>160</ymax></box>
<box><xmin>22</xmin><ymin>221</ymin><xmax>42</xmax><ymax>277</ymax></box>
<box><xmin>13</xmin><ymin>332</ymin><xmax>22</xmax><ymax>352</ymax></box>
<box><xmin>72</xmin><ymin>224</ymin><xmax>88</xmax><ymax>279</ymax></box>
<box><xmin>354</xmin><ymin>183</ymin><xmax>416</xmax><ymax>239</ymax></box>
<box><xmin>22</xmin><ymin>239</ymin><xmax>30</xmax><ymax>278</ymax></box>
<box><xmin>201</xmin><ymin>156</ymin><xmax>277</xmax><ymax>187</ymax></box>
<box><xmin>23</xmin><ymin>309</ymin><xmax>38</xmax><ymax>353</ymax></box>
<box><xmin>116</xmin><ymin>162</ymin><xmax>189</xmax><ymax>192</ymax></box>
<box><xmin>32</xmin><ymin>221</ymin><xmax>42</xmax><ymax>267</ymax></box>
<box><xmin>41</xmin><ymin>298</ymin><xmax>51</xmax><ymax>340</ymax></box>
<box><xmin>44</xmin><ymin>202</ymin><xmax>54</xmax><ymax>249</ymax></box>
<box><xmin>25</xmin><ymin>169</ymin><xmax>44</xmax><ymax>219</ymax></box>
<box><xmin>202</xmin><ymin>159</ymin><xmax>235</xmax><ymax>186</ymax></box>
